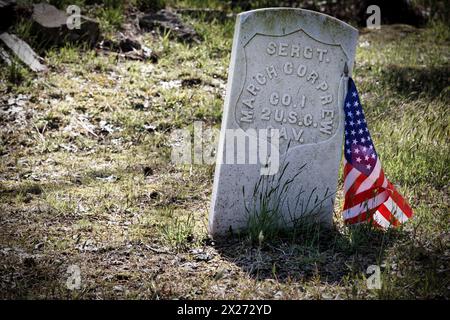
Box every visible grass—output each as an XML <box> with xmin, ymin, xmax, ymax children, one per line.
<box><xmin>243</xmin><ymin>160</ymin><xmax>334</xmax><ymax>245</ymax></box>
<box><xmin>243</xmin><ymin>162</ymin><xmax>304</xmax><ymax>243</ymax></box>
<box><xmin>159</xmin><ymin>211</ymin><xmax>198</xmax><ymax>250</ymax></box>
<box><xmin>3</xmin><ymin>59</ymin><xmax>31</xmax><ymax>86</ymax></box>
<box><xmin>96</xmin><ymin>4</ymin><xmax>125</xmax><ymax>34</ymax></box>
<box><xmin>0</xmin><ymin>3</ymin><xmax>448</xmax><ymax>299</ymax></box>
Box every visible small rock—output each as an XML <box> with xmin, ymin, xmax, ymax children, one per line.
<box><xmin>143</xmin><ymin>123</ymin><xmax>156</xmax><ymax>132</ymax></box>
<box><xmin>274</xmin><ymin>291</ymin><xmax>283</xmax><ymax>299</ymax></box>
<box><xmin>213</xmin><ymin>269</ymin><xmax>225</xmax><ymax>281</ymax></box>
<box><xmin>142</xmin><ymin>46</ymin><xmax>159</xmax><ymax>62</ymax></box>
<box><xmin>96</xmin><ymin>175</ymin><xmax>118</xmax><ymax>183</ymax></box>
<box><xmin>159</xmin><ymin>80</ymin><xmax>182</xmax><ymax>90</ymax></box>
<box><xmin>99</xmin><ymin>120</ymin><xmax>121</xmax><ymax>134</ymax></box>
<box><xmin>194</xmin><ymin>253</ymin><xmax>212</xmax><ymax>262</ymax></box>
<box><xmin>113</xmin><ymin>285</ymin><xmax>124</xmax><ymax>292</ymax></box>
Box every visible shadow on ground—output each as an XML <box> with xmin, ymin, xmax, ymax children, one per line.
<box><xmin>214</xmin><ymin>225</ymin><xmax>406</xmax><ymax>284</ymax></box>
<box><xmin>381</xmin><ymin>65</ymin><xmax>450</xmax><ymax>101</ymax></box>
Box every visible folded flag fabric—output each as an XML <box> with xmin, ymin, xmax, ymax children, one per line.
<box><xmin>342</xmin><ymin>77</ymin><xmax>413</xmax><ymax>228</ymax></box>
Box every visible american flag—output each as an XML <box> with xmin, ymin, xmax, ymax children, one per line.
<box><xmin>342</xmin><ymin>78</ymin><xmax>413</xmax><ymax>228</ymax></box>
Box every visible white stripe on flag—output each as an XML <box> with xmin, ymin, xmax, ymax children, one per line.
<box><xmin>384</xmin><ymin>196</ymin><xmax>409</xmax><ymax>223</ymax></box>
<box><xmin>344</xmin><ymin>168</ymin><xmax>360</xmax><ymax>193</ymax></box>
<box><xmin>373</xmin><ymin>210</ymin><xmax>391</xmax><ymax>228</ymax></box>
<box><xmin>343</xmin><ymin>190</ymin><xmax>389</xmax><ymax>220</ymax></box>
<box><xmin>382</xmin><ymin>175</ymin><xmax>388</xmax><ymax>188</ymax></box>
<box><xmin>357</xmin><ymin>159</ymin><xmax>382</xmax><ymax>194</ymax></box>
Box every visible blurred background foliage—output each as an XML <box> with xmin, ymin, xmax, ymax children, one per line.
<box><xmin>14</xmin><ymin>0</ymin><xmax>450</xmax><ymax>26</ymax></box>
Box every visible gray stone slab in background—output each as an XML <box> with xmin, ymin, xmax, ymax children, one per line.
<box><xmin>210</xmin><ymin>8</ymin><xmax>358</xmax><ymax>237</ymax></box>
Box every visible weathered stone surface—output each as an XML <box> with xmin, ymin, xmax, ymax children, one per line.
<box><xmin>230</xmin><ymin>0</ymin><xmax>428</xmax><ymax>27</ymax></box>
<box><xmin>0</xmin><ymin>32</ymin><xmax>47</xmax><ymax>72</ymax></box>
<box><xmin>209</xmin><ymin>8</ymin><xmax>358</xmax><ymax>237</ymax></box>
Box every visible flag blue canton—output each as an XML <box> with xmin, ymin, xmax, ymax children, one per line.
<box><xmin>344</xmin><ymin>78</ymin><xmax>378</xmax><ymax>176</ymax></box>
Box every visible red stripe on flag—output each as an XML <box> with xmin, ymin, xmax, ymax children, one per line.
<box><xmin>344</xmin><ymin>213</ymin><xmax>368</xmax><ymax>225</ymax></box>
<box><xmin>388</xmin><ymin>184</ymin><xmax>413</xmax><ymax>218</ymax></box>
<box><xmin>343</xmin><ymin>186</ymin><xmax>384</xmax><ymax>210</ymax></box>
<box><xmin>344</xmin><ymin>206</ymin><xmax>379</xmax><ymax>225</ymax></box>
<box><xmin>375</xmin><ymin>169</ymin><xmax>385</xmax><ymax>188</ymax></box>
<box><xmin>344</xmin><ymin>162</ymin><xmax>353</xmax><ymax>178</ymax></box>
<box><xmin>346</xmin><ymin>173</ymin><xmax>368</xmax><ymax>197</ymax></box>
<box><xmin>377</xmin><ymin>204</ymin><xmax>400</xmax><ymax>227</ymax></box>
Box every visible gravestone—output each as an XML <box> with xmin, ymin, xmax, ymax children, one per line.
<box><xmin>209</xmin><ymin>8</ymin><xmax>358</xmax><ymax>237</ymax></box>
